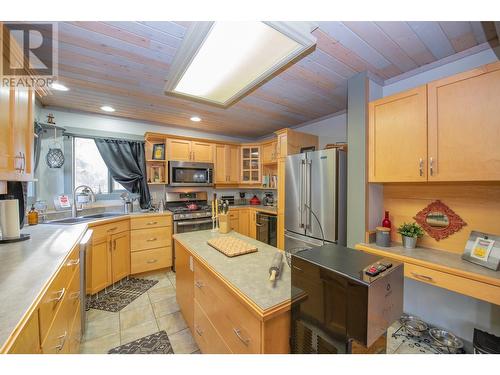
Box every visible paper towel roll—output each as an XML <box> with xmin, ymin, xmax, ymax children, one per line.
<box><xmin>0</xmin><ymin>199</ymin><xmax>20</xmax><ymax>239</ymax></box>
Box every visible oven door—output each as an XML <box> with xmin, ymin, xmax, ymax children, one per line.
<box><xmin>174</xmin><ymin>218</ymin><xmax>213</xmax><ymax>234</ymax></box>
<box><xmin>169</xmin><ymin>161</ymin><xmax>213</xmax><ymax>186</ymax></box>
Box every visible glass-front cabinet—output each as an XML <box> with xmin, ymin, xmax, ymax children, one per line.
<box><xmin>241</xmin><ymin>146</ymin><xmax>261</xmax><ymax>183</ymax></box>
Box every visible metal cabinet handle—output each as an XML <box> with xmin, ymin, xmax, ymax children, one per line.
<box><xmin>256</xmin><ymin>223</ymin><xmax>263</xmax><ymax>227</ymax></box>
<box><xmin>146</xmin><ymin>259</ymin><xmax>158</xmax><ymax>264</ymax></box>
<box><xmin>411</xmin><ymin>272</ymin><xmax>434</xmax><ymax>283</ymax></box>
<box><xmin>147</xmin><ymin>237</ymin><xmax>157</xmax><ymax>242</ymax></box>
<box><xmin>48</xmin><ymin>288</ymin><xmax>66</xmax><ymax>303</ymax></box>
<box><xmin>54</xmin><ymin>331</ymin><xmax>67</xmax><ymax>351</ymax></box>
<box><xmin>147</xmin><ymin>221</ymin><xmax>158</xmax><ymax>225</ymax></box>
<box><xmin>195</xmin><ymin>326</ymin><xmax>203</xmax><ymax>336</ymax></box>
<box><xmin>107</xmin><ymin>227</ymin><xmax>118</xmax><ymax>232</ymax></box>
<box><xmin>429</xmin><ymin>157</ymin><xmax>434</xmax><ymax>176</ymax></box>
<box><xmin>292</xmin><ymin>265</ymin><xmax>303</xmax><ymax>272</ymax></box>
<box><xmin>14</xmin><ymin>152</ymin><xmax>25</xmax><ymax>173</ymax></box>
<box><xmin>70</xmin><ymin>291</ymin><xmax>80</xmax><ymax>300</ymax></box>
<box><xmin>194</xmin><ymin>281</ymin><xmax>203</xmax><ymax>289</ymax></box>
<box><xmin>66</xmin><ymin>258</ymin><xmax>80</xmax><ymax>266</ymax></box>
<box><xmin>419</xmin><ymin>158</ymin><xmax>423</xmax><ymax>177</ymax></box>
<box><xmin>233</xmin><ymin>328</ymin><xmax>250</xmax><ymax>346</ymax></box>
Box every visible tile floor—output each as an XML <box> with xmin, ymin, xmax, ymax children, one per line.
<box><xmin>80</xmin><ymin>270</ymin><xmax>200</xmax><ymax>354</ymax></box>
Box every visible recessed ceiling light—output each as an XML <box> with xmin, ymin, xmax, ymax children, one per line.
<box><xmin>100</xmin><ymin>106</ymin><xmax>115</xmax><ymax>112</ymax></box>
<box><xmin>190</xmin><ymin>116</ymin><xmax>201</xmax><ymax>122</ymax></box>
<box><xmin>165</xmin><ymin>21</ymin><xmax>317</xmax><ymax>107</ymax></box>
<box><xmin>50</xmin><ymin>83</ymin><xmax>69</xmax><ymax>91</ymax></box>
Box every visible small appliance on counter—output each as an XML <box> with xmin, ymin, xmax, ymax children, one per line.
<box><xmin>263</xmin><ymin>191</ymin><xmax>275</xmax><ymax>206</ymax></box>
<box><xmin>291</xmin><ymin>243</ymin><xmax>403</xmax><ymax>354</ymax></box>
<box><xmin>249</xmin><ymin>194</ymin><xmax>261</xmax><ymax>205</ymax></box>
<box><xmin>237</xmin><ymin>192</ymin><xmax>247</xmax><ymax>205</ymax></box>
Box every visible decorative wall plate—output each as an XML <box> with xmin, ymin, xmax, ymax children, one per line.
<box><xmin>414</xmin><ymin>200</ymin><xmax>467</xmax><ymax>241</ymax></box>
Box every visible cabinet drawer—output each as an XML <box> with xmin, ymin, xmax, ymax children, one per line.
<box><xmin>8</xmin><ymin>310</ymin><xmax>41</xmax><ymax>354</ymax></box>
<box><xmin>193</xmin><ymin>300</ymin><xmax>231</xmax><ymax>354</ymax></box>
<box><xmin>228</xmin><ymin>211</ymin><xmax>239</xmax><ymax>219</ymax></box>
<box><xmin>91</xmin><ymin>219</ymin><xmax>129</xmax><ymax>240</ymax></box>
<box><xmin>131</xmin><ymin>227</ymin><xmax>172</xmax><ymax>252</ymax></box>
<box><xmin>131</xmin><ymin>247</ymin><xmax>172</xmax><ymax>274</ymax></box>
<box><xmin>130</xmin><ymin>215</ymin><xmax>171</xmax><ymax>230</ymax></box>
<box><xmin>404</xmin><ymin>263</ymin><xmax>500</xmax><ymax>305</ymax></box>
<box><xmin>41</xmin><ymin>291</ymin><xmax>71</xmax><ymax>354</ymax></box>
<box><xmin>194</xmin><ymin>263</ymin><xmax>261</xmax><ymax>354</ymax></box>
<box><xmin>67</xmin><ymin>268</ymin><xmax>81</xmax><ymax>322</ymax></box>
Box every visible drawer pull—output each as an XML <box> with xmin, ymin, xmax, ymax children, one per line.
<box><xmin>66</xmin><ymin>258</ymin><xmax>80</xmax><ymax>266</ymax></box>
<box><xmin>147</xmin><ymin>221</ymin><xmax>158</xmax><ymax>225</ymax></box>
<box><xmin>233</xmin><ymin>328</ymin><xmax>250</xmax><ymax>346</ymax></box>
<box><xmin>70</xmin><ymin>291</ymin><xmax>80</xmax><ymax>300</ymax></box>
<box><xmin>411</xmin><ymin>272</ymin><xmax>435</xmax><ymax>283</ymax></box>
<box><xmin>195</xmin><ymin>281</ymin><xmax>204</xmax><ymax>289</ymax></box>
<box><xmin>195</xmin><ymin>326</ymin><xmax>203</xmax><ymax>336</ymax></box>
<box><xmin>146</xmin><ymin>259</ymin><xmax>158</xmax><ymax>264</ymax></box>
<box><xmin>292</xmin><ymin>265</ymin><xmax>303</xmax><ymax>272</ymax></box>
<box><xmin>147</xmin><ymin>237</ymin><xmax>158</xmax><ymax>242</ymax></box>
<box><xmin>48</xmin><ymin>288</ymin><xmax>66</xmax><ymax>303</ymax></box>
<box><xmin>108</xmin><ymin>227</ymin><xmax>118</xmax><ymax>232</ymax></box>
<box><xmin>54</xmin><ymin>331</ymin><xmax>67</xmax><ymax>351</ymax></box>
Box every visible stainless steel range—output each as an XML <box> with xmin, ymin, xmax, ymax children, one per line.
<box><xmin>166</xmin><ymin>191</ymin><xmax>213</xmax><ymax>270</ymax></box>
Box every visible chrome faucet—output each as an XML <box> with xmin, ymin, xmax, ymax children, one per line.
<box><xmin>72</xmin><ymin>185</ymin><xmax>96</xmax><ymax>218</ymax></box>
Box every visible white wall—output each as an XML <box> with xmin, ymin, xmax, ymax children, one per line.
<box><xmin>293</xmin><ymin>111</ymin><xmax>347</xmax><ymax>149</ymax></box>
<box><xmin>37</xmin><ymin>107</ymin><xmax>249</xmax><ymax>143</ymax></box>
<box><xmin>379</xmin><ymin>48</ymin><xmax>500</xmax><ymax>346</ymax></box>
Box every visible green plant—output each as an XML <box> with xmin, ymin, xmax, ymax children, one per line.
<box><xmin>397</xmin><ymin>222</ymin><xmax>424</xmax><ymax>238</ymax></box>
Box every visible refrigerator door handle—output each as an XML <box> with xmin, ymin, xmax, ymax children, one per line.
<box><xmin>305</xmin><ymin>159</ymin><xmax>312</xmax><ymax>230</ymax></box>
<box><xmin>299</xmin><ymin>159</ymin><xmax>305</xmax><ymax>228</ymax></box>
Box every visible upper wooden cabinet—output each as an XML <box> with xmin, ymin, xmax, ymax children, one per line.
<box><xmin>261</xmin><ymin>141</ymin><xmax>278</xmax><ymax>164</ymax></box>
<box><xmin>368</xmin><ymin>61</ymin><xmax>500</xmax><ymax>183</ymax></box>
<box><xmin>214</xmin><ymin>144</ymin><xmax>240</xmax><ymax>184</ymax></box>
<box><xmin>0</xmin><ymin>86</ymin><xmax>35</xmax><ymax>181</ymax></box>
<box><xmin>368</xmin><ymin>85</ymin><xmax>428</xmax><ymax>183</ymax></box>
<box><xmin>427</xmin><ymin>63</ymin><xmax>500</xmax><ymax>181</ymax></box>
<box><xmin>167</xmin><ymin>138</ymin><xmax>213</xmax><ymax>163</ymax></box>
<box><xmin>240</xmin><ymin>146</ymin><xmax>261</xmax><ymax>183</ymax></box>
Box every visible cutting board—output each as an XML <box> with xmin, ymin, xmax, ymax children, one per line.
<box><xmin>207</xmin><ymin>236</ymin><xmax>258</xmax><ymax>257</ymax></box>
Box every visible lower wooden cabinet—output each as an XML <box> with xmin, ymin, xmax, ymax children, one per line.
<box><xmin>175</xmin><ymin>243</ymin><xmax>194</xmax><ymax>331</ymax></box>
<box><xmin>193</xmin><ymin>300</ymin><xmax>231</xmax><ymax>354</ymax></box>
<box><xmin>7</xmin><ymin>311</ymin><xmax>41</xmax><ymax>354</ymax></box>
<box><xmin>111</xmin><ymin>231</ymin><xmax>130</xmax><ymax>282</ymax></box>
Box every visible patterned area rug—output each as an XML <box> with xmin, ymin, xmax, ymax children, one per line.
<box><xmin>87</xmin><ymin>278</ymin><xmax>158</xmax><ymax>312</ymax></box>
<box><xmin>108</xmin><ymin>331</ymin><xmax>174</xmax><ymax>354</ymax></box>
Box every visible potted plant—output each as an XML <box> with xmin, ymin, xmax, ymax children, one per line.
<box><xmin>397</xmin><ymin>222</ymin><xmax>424</xmax><ymax>249</ymax></box>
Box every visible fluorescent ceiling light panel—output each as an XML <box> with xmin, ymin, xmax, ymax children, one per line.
<box><xmin>165</xmin><ymin>21</ymin><xmax>317</xmax><ymax>107</ymax></box>
<box><xmin>100</xmin><ymin>105</ymin><xmax>115</xmax><ymax>112</ymax></box>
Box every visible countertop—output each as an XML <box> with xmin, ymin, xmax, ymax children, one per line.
<box><xmin>0</xmin><ymin>211</ymin><xmax>171</xmax><ymax>349</ymax></box>
<box><xmin>356</xmin><ymin>243</ymin><xmax>500</xmax><ymax>287</ymax></box>
<box><xmin>173</xmin><ymin>229</ymin><xmax>291</xmax><ymax>313</ymax></box>
<box><xmin>228</xmin><ymin>204</ymin><xmax>277</xmax><ymax>214</ymax></box>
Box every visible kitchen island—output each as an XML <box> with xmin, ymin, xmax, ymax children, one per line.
<box><xmin>173</xmin><ymin>229</ymin><xmax>295</xmax><ymax>354</ymax></box>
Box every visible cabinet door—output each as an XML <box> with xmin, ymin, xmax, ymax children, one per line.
<box><xmin>262</xmin><ymin>141</ymin><xmax>277</xmax><ymax>163</ymax></box>
<box><xmin>227</xmin><ymin>145</ymin><xmax>240</xmax><ymax>183</ymax></box>
<box><xmin>249</xmin><ymin>210</ymin><xmax>257</xmax><ymax>239</ymax></box>
<box><xmin>214</xmin><ymin>144</ymin><xmax>227</xmax><ymax>183</ymax></box>
<box><xmin>111</xmin><ymin>231</ymin><xmax>130</xmax><ymax>283</ymax></box>
<box><xmin>428</xmin><ymin>63</ymin><xmax>500</xmax><ymax>181</ymax></box>
<box><xmin>0</xmin><ymin>87</ymin><xmax>13</xmax><ymax>175</ymax></box>
<box><xmin>8</xmin><ymin>310</ymin><xmax>41</xmax><ymax>353</ymax></box>
<box><xmin>175</xmin><ymin>242</ymin><xmax>194</xmax><ymax>331</ymax></box>
<box><xmin>368</xmin><ymin>85</ymin><xmax>428</xmax><ymax>182</ymax></box>
<box><xmin>167</xmin><ymin>138</ymin><xmax>191</xmax><ymax>161</ymax></box>
<box><xmin>191</xmin><ymin>141</ymin><xmax>213</xmax><ymax>162</ymax></box>
<box><xmin>238</xmin><ymin>209</ymin><xmax>250</xmax><ymax>237</ymax></box>
<box><xmin>241</xmin><ymin>146</ymin><xmax>261</xmax><ymax>183</ymax></box>
<box><xmin>12</xmin><ymin>87</ymin><xmax>34</xmax><ymax>177</ymax></box>
<box><xmin>88</xmin><ymin>237</ymin><xmax>112</xmax><ymax>294</ymax></box>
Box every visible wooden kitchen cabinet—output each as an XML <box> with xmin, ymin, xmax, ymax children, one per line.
<box><xmin>87</xmin><ymin>236</ymin><xmax>111</xmax><ymax>294</ymax></box>
<box><xmin>7</xmin><ymin>311</ymin><xmax>41</xmax><ymax>354</ymax></box>
<box><xmin>167</xmin><ymin>138</ymin><xmax>213</xmax><ymax>162</ymax></box>
<box><xmin>111</xmin><ymin>231</ymin><xmax>130</xmax><ymax>283</ymax></box>
<box><xmin>215</xmin><ymin>144</ymin><xmax>240</xmax><ymax>184</ymax></box>
<box><xmin>249</xmin><ymin>209</ymin><xmax>257</xmax><ymax>239</ymax></box>
<box><xmin>368</xmin><ymin>85</ymin><xmax>428</xmax><ymax>183</ymax></box>
<box><xmin>241</xmin><ymin>146</ymin><xmax>261</xmax><ymax>183</ymax></box>
<box><xmin>427</xmin><ymin>62</ymin><xmax>500</xmax><ymax>181</ymax></box>
<box><xmin>0</xmin><ymin>86</ymin><xmax>35</xmax><ymax>182</ymax></box>
<box><xmin>261</xmin><ymin>141</ymin><xmax>278</xmax><ymax>164</ymax></box>
<box><xmin>175</xmin><ymin>242</ymin><xmax>194</xmax><ymax>331</ymax></box>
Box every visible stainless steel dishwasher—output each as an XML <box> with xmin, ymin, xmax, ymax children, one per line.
<box><xmin>79</xmin><ymin>229</ymin><xmax>93</xmax><ymax>335</ymax></box>
<box><xmin>256</xmin><ymin>212</ymin><xmax>277</xmax><ymax>247</ymax></box>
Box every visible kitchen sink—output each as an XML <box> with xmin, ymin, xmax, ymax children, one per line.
<box><xmin>44</xmin><ymin>212</ymin><xmax>125</xmax><ymax>225</ymax></box>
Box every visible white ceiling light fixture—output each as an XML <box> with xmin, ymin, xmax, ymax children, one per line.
<box><xmin>50</xmin><ymin>82</ymin><xmax>69</xmax><ymax>91</ymax></box>
<box><xmin>100</xmin><ymin>105</ymin><xmax>115</xmax><ymax>112</ymax></box>
<box><xmin>190</xmin><ymin>116</ymin><xmax>201</xmax><ymax>122</ymax></box>
<box><xmin>165</xmin><ymin>21</ymin><xmax>317</xmax><ymax>107</ymax></box>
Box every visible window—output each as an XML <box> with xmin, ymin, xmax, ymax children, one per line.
<box><xmin>74</xmin><ymin>137</ymin><xmax>125</xmax><ymax>194</ymax></box>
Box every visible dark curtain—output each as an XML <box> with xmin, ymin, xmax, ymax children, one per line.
<box><xmin>33</xmin><ymin>122</ymin><xmax>44</xmax><ymax>173</ymax></box>
<box><xmin>94</xmin><ymin>139</ymin><xmax>151</xmax><ymax>209</ymax></box>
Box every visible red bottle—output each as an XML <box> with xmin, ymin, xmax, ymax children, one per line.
<box><xmin>382</xmin><ymin>211</ymin><xmax>392</xmax><ymax>229</ymax></box>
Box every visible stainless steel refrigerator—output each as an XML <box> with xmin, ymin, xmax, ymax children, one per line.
<box><xmin>285</xmin><ymin>148</ymin><xmax>347</xmax><ymax>251</ymax></box>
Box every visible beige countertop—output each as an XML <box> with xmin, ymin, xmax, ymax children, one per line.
<box><xmin>173</xmin><ymin>229</ymin><xmax>291</xmax><ymax>313</ymax></box>
<box><xmin>0</xmin><ymin>211</ymin><xmax>171</xmax><ymax>349</ymax></box>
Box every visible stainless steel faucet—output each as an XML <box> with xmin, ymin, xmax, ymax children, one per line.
<box><xmin>72</xmin><ymin>185</ymin><xmax>96</xmax><ymax>217</ymax></box>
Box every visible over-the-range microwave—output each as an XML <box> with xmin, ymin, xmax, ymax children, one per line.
<box><xmin>168</xmin><ymin>161</ymin><xmax>213</xmax><ymax>187</ymax></box>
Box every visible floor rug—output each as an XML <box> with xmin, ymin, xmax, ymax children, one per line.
<box><xmin>87</xmin><ymin>278</ymin><xmax>158</xmax><ymax>312</ymax></box>
<box><xmin>108</xmin><ymin>331</ymin><xmax>174</xmax><ymax>354</ymax></box>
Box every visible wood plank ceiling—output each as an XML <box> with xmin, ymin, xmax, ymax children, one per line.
<box><xmin>38</xmin><ymin>21</ymin><xmax>498</xmax><ymax>138</ymax></box>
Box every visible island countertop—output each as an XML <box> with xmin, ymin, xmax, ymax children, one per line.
<box><xmin>0</xmin><ymin>211</ymin><xmax>172</xmax><ymax>351</ymax></box>
<box><xmin>173</xmin><ymin>229</ymin><xmax>291</xmax><ymax>313</ymax></box>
